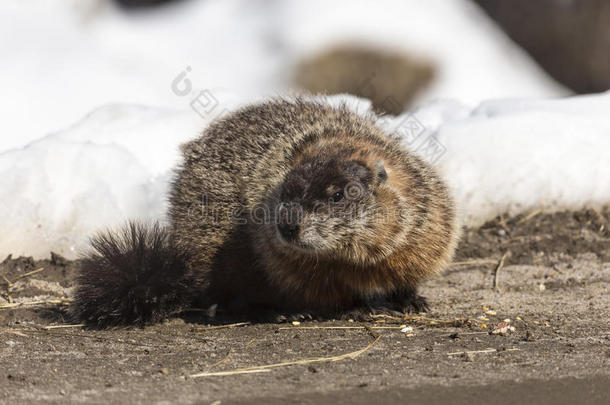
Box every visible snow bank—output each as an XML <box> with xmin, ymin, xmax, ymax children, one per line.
<box><xmin>415</xmin><ymin>93</ymin><xmax>610</xmax><ymax>225</ymax></box>
<box><xmin>0</xmin><ymin>105</ymin><xmax>204</xmax><ymax>259</ymax></box>
<box><xmin>0</xmin><ymin>0</ymin><xmax>566</xmax><ymax>151</ymax></box>
<box><xmin>1</xmin><ymin>93</ymin><xmax>608</xmax><ymax>259</ymax></box>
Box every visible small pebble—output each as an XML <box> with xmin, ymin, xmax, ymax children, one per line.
<box><xmin>491</xmin><ymin>322</ymin><xmax>516</xmax><ymax>335</ymax></box>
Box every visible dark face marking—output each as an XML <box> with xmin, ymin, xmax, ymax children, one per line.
<box><xmin>275</xmin><ymin>156</ymin><xmax>375</xmax><ymax>249</ymax></box>
<box><xmin>280</xmin><ymin>157</ymin><xmax>373</xmax><ymax>208</ymax></box>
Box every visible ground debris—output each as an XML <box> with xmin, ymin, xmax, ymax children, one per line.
<box><xmin>0</xmin><ymin>208</ymin><xmax>609</xmax><ymax>401</ymax></box>
<box><xmin>491</xmin><ymin>322</ymin><xmax>516</xmax><ymax>335</ymax></box>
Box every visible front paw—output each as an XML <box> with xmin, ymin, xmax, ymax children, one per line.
<box><xmin>340</xmin><ymin>306</ymin><xmax>403</xmax><ymax>321</ymax></box>
<box><xmin>399</xmin><ymin>294</ymin><xmax>429</xmax><ymax>314</ymax></box>
<box><xmin>372</xmin><ymin>289</ymin><xmax>430</xmax><ymax>315</ymax></box>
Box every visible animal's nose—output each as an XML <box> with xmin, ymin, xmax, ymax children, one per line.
<box><xmin>277</xmin><ymin>201</ymin><xmax>303</xmax><ymax>241</ymax></box>
<box><xmin>278</xmin><ymin>222</ymin><xmax>300</xmax><ymax>241</ymax></box>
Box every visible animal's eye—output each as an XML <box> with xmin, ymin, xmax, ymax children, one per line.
<box><xmin>331</xmin><ymin>190</ymin><xmax>344</xmax><ymax>203</ymax></box>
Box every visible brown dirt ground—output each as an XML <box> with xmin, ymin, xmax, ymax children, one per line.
<box><xmin>1</xmin><ymin>208</ymin><xmax>609</xmax><ymax>404</ymax></box>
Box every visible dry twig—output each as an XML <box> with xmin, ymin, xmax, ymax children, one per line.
<box><xmin>42</xmin><ymin>324</ymin><xmax>85</xmax><ymax>330</ymax></box>
<box><xmin>492</xmin><ymin>251</ymin><xmax>510</xmax><ymax>292</ymax></box>
<box><xmin>0</xmin><ymin>267</ymin><xmax>46</xmax><ymax>286</ymax></box>
<box><xmin>208</xmin><ymin>349</ymin><xmax>233</xmax><ymax>369</ymax></box>
<box><xmin>189</xmin><ymin>369</ymin><xmax>271</xmax><ymax>377</ymax></box>
<box><xmin>517</xmin><ymin>210</ymin><xmax>542</xmax><ymax>225</ymax></box>
<box><xmin>278</xmin><ymin>325</ymin><xmax>406</xmax><ymax>331</ymax></box>
<box><xmin>1</xmin><ymin>275</ymin><xmax>12</xmax><ymax>287</ymax></box>
<box><xmin>448</xmin><ymin>347</ymin><xmax>520</xmax><ymax>356</ymax></box>
<box><xmin>190</xmin><ymin>335</ymin><xmax>381</xmax><ymax>378</ymax></box>
<box><xmin>0</xmin><ymin>297</ymin><xmax>72</xmax><ymax>310</ymax></box>
<box><xmin>450</xmin><ymin>259</ymin><xmax>499</xmax><ymax>266</ymax></box>
<box><xmin>194</xmin><ymin>322</ymin><xmax>250</xmax><ymax>331</ymax></box>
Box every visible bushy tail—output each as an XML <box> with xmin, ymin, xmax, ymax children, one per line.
<box><xmin>71</xmin><ymin>221</ymin><xmax>193</xmax><ymax>328</ymax></box>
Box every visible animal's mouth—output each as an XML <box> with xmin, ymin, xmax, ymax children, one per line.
<box><xmin>274</xmin><ymin>227</ymin><xmax>326</xmax><ymax>254</ymax></box>
<box><xmin>276</xmin><ymin>229</ymin><xmax>313</xmax><ymax>250</ymax></box>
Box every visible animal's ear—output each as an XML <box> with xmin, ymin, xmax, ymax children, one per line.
<box><xmin>343</xmin><ymin>160</ymin><xmax>373</xmax><ymax>184</ymax></box>
<box><xmin>375</xmin><ymin>160</ymin><xmax>388</xmax><ymax>185</ymax></box>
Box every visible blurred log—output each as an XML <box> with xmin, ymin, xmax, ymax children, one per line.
<box><xmin>294</xmin><ymin>46</ymin><xmax>436</xmax><ymax>115</ymax></box>
<box><xmin>474</xmin><ymin>0</ymin><xmax>610</xmax><ymax>93</ymax></box>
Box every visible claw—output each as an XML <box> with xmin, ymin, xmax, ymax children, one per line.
<box><xmin>401</xmin><ymin>295</ymin><xmax>429</xmax><ymax>314</ymax></box>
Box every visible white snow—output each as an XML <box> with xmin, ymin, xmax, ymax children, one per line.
<box><xmin>0</xmin><ymin>0</ymin><xmax>566</xmax><ymax>151</ymax></box>
<box><xmin>0</xmin><ymin>105</ymin><xmax>204</xmax><ymax>259</ymax></box>
<box><xmin>411</xmin><ymin>92</ymin><xmax>610</xmax><ymax>226</ymax></box>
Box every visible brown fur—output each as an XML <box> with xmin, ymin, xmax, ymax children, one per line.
<box><xmin>169</xmin><ymin>98</ymin><xmax>459</xmax><ymax>317</ymax></box>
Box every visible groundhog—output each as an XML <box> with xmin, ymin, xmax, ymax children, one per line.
<box><xmin>72</xmin><ymin>99</ymin><xmax>459</xmax><ymax>327</ymax></box>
